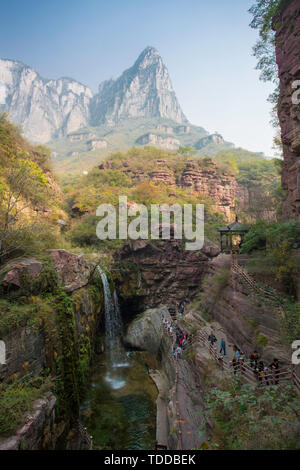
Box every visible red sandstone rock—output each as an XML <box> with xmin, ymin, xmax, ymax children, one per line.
<box><xmin>180</xmin><ymin>161</ymin><xmax>237</xmax><ymax>220</ymax></box>
<box><xmin>49</xmin><ymin>249</ymin><xmax>92</xmax><ymax>288</ymax></box>
<box><xmin>150</xmin><ymin>168</ymin><xmax>176</xmax><ymax>186</ymax></box>
<box><xmin>117</xmin><ymin>239</ymin><xmax>216</xmax><ymax>310</ymax></box>
<box><xmin>275</xmin><ymin>0</ymin><xmax>300</xmax><ymax>218</ymax></box>
<box><xmin>97</xmin><ymin>158</ymin><xmax>239</xmax><ymax>221</ymax></box>
<box><xmin>1</xmin><ymin>258</ymin><xmax>43</xmax><ymax>288</ymax></box>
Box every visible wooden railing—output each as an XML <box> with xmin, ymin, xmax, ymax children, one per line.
<box><xmin>231</xmin><ymin>252</ymin><xmax>284</xmax><ymax>309</ymax></box>
<box><xmin>196</xmin><ymin>329</ymin><xmax>298</xmax><ymax>388</ymax></box>
<box><xmin>163</xmin><ymin>320</ymin><xmax>300</xmax><ymax>393</ymax></box>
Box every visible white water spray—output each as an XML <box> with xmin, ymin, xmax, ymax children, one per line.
<box><xmin>97</xmin><ymin>266</ymin><xmax>128</xmax><ymax>388</ymax></box>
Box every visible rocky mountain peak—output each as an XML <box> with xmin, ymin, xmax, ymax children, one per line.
<box><xmin>91</xmin><ymin>46</ymin><xmax>187</xmax><ymax>126</ymax></box>
<box><xmin>0</xmin><ymin>47</ymin><xmax>188</xmax><ymax>142</ymax></box>
<box><xmin>134</xmin><ymin>46</ymin><xmax>160</xmax><ymax>67</ymax></box>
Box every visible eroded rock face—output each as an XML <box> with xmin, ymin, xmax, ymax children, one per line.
<box><xmin>135</xmin><ymin>133</ymin><xmax>180</xmax><ymax>150</ymax></box>
<box><xmin>49</xmin><ymin>249</ymin><xmax>92</xmax><ymax>291</ymax></box>
<box><xmin>0</xmin><ymin>47</ymin><xmax>187</xmax><ymax>143</ymax></box>
<box><xmin>123</xmin><ymin>168</ymin><xmax>147</xmax><ymax>183</ymax></box>
<box><xmin>0</xmin><ymin>250</ymin><xmax>104</xmax><ymax>449</ymax></box>
<box><xmin>0</xmin><ymin>327</ymin><xmax>46</xmax><ymax>383</ymax></box>
<box><xmin>0</xmin><ymin>250</ymin><xmax>93</xmax><ymax>292</ymax></box>
<box><xmin>0</xmin><ymin>258</ymin><xmax>43</xmax><ymax>288</ymax></box>
<box><xmin>0</xmin><ymin>393</ymin><xmax>57</xmax><ymax>450</ymax></box>
<box><xmin>195</xmin><ymin>133</ymin><xmax>227</xmax><ymax>150</ymax></box>
<box><xmin>0</xmin><ymin>251</ymin><xmax>103</xmax><ymax>386</ymax></box>
<box><xmin>275</xmin><ymin>0</ymin><xmax>300</xmax><ymax>218</ymax></box>
<box><xmin>98</xmin><ymin>158</ymin><xmax>238</xmax><ymax>220</ymax></box>
<box><xmin>0</xmin><ymin>58</ymin><xmax>92</xmax><ymax>143</ymax></box>
<box><xmin>180</xmin><ymin>161</ymin><xmax>237</xmax><ymax>219</ymax></box>
<box><xmin>115</xmin><ymin>239</ymin><xmax>219</xmax><ymax>313</ymax></box>
<box><xmin>150</xmin><ymin>168</ymin><xmax>176</xmax><ymax>186</ymax></box>
<box><xmin>91</xmin><ymin>47</ymin><xmax>187</xmax><ymax>126</ymax></box>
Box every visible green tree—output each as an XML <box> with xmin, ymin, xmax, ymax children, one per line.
<box><xmin>178</xmin><ymin>146</ymin><xmax>196</xmax><ymax>156</ymax></box>
<box><xmin>0</xmin><ymin>114</ymin><xmax>57</xmax><ymax>262</ymax></box>
<box><xmin>249</xmin><ymin>1</ymin><xmax>287</xmax><ymax>151</ymax></box>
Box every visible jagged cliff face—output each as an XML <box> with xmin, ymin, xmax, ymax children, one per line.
<box><xmin>0</xmin><ymin>59</ymin><xmax>92</xmax><ymax>143</ymax></box>
<box><xmin>180</xmin><ymin>161</ymin><xmax>237</xmax><ymax>219</ymax></box>
<box><xmin>91</xmin><ymin>47</ymin><xmax>187</xmax><ymax>126</ymax></box>
<box><xmin>114</xmin><ymin>239</ymin><xmax>220</xmax><ymax>315</ymax></box>
<box><xmin>275</xmin><ymin>0</ymin><xmax>300</xmax><ymax>218</ymax></box>
<box><xmin>0</xmin><ymin>47</ymin><xmax>187</xmax><ymax>143</ymax></box>
<box><xmin>99</xmin><ymin>157</ymin><xmax>237</xmax><ymax>220</ymax></box>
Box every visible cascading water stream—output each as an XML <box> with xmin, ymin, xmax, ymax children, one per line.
<box><xmin>80</xmin><ymin>266</ymin><xmax>157</xmax><ymax>449</ymax></box>
<box><xmin>97</xmin><ymin>266</ymin><xmax>128</xmax><ymax>388</ymax></box>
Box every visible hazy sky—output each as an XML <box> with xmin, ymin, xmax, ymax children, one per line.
<box><xmin>1</xmin><ymin>0</ymin><xmax>276</xmax><ymax>156</ymax></box>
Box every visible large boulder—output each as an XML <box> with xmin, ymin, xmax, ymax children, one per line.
<box><xmin>0</xmin><ymin>250</ymin><xmax>93</xmax><ymax>293</ymax></box>
<box><xmin>124</xmin><ymin>305</ymin><xmax>169</xmax><ymax>353</ymax></box>
<box><xmin>0</xmin><ymin>258</ymin><xmax>43</xmax><ymax>288</ymax></box>
<box><xmin>49</xmin><ymin>249</ymin><xmax>92</xmax><ymax>291</ymax></box>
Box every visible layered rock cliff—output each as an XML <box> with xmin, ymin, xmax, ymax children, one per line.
<box><xmin>275</xmin><ymin>0</ymin><xmax>300</xmax><ymax>218</ymax></box>
<box><xmin>99</xmin><ymin>157</ymin><xmax>237</xmax><ymax>220</ymax></box>
<box><xmin>180</xmin><ymin>160</ymin><xmax>237</xmax><ymax>219</ymax></box>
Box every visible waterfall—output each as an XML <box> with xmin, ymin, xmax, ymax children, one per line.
<box><xmin>97</xmin><ymin>266</ymin><xmax>127</xmax><ymax>378</ymax></box>
<box><xmin>97</xmin><ymin>266</ymin><xmax>122</xmax><ymax>343</ymax></box>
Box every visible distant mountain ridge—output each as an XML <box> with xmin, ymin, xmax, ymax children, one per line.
<box><xmin>1</xmin><ymin>47</ymin><xmax>259</xmax><ymax>176</ymax></box>
<box><xmin>0</xmin><ymin>57</ymin><xmax>92</xmax><ymax>143</ymax></box>
<box><xmin>0</xmin><ymin>47</ymin><xmax>188</xmax><ymax>143</ymax></box>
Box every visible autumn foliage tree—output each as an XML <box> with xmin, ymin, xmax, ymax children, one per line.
<box><xmin>0</xmin><ymin>114</ymin><xmax>57</xmax><ymax>262</ymax></box>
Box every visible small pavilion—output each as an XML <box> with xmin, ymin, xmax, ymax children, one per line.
<box><xmin>218</xmin><ymin>216</ymin><xmax>249</xmax><ymax>253</ymax></box>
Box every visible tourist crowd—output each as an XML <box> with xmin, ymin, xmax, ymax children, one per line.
<box><xmin>162</xmin><ymin>303</ymin><xmax>281</xmax><ymax>386</ymax></box>
<box><xmin>162</xmin><ymin>315</ymin><xmax>191</xmax><ymax>360</ymax></box>
<box><xmin>208</xmin><ymin>328</ymin><xmax>281</xmax><ymax>385</ymax></box>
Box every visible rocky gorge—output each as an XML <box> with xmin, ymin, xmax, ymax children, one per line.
<box><xmin>0</xmin><ymin>238</ymin><xmax>220</xmax><ymax>450</ymax></box>
<box><xmin>0</xmin><ymin>232</ymin><xmax>298</xmax><ymax>450</ymax></box>
<box><xmin>124</xmin><ymin>305</ymin><xmax>207</xmax><ymax>450</ymax></box>
<box><xmin>1</xmin><ymin>0</ymin><xmax>300</xmax><ymax>451</ymax></box>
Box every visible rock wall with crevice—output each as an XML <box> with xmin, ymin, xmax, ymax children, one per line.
<box><xmin>115</xmin><ymin>239</ymin><xmax>220</xmax><ymax>317</ymax></box>
<box><xmin>0</xmin><ymin>250</ymin><xmax>105</xmax><ymax>449</ymax></box>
